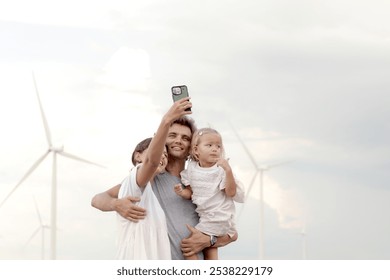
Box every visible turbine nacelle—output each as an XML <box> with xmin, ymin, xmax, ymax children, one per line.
<box><xmin>49</xmin><ymin>145</ymin><xmax>64</xmax><ymax>153</ymax></box>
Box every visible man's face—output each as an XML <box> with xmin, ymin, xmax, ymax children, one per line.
<box><xmin>166</xmin><ymin>123</ymin><xmax>192</xmax><ymax>160</ymax></box>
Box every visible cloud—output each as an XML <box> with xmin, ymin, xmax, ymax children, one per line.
<box><xmin>98</xmin><ymin>47</ymin><xmax>151</xmax><ymax>92</ymax></box>
<box><xmin>0</xmin><ymin>0</ymin><xmax>117</xmax><ymax>29</ymax></box>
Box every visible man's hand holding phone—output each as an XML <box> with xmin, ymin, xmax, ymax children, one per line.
<box><xmin>162</xmin><ymin>94</ymin><xmax>192</xmax><ymax>128</ymax></box>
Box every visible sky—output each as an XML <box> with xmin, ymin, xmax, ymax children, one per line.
<box><xmin>0</xmin><ymin>0</ymin><xmax>389</xmax><ymax>260</ymax></box>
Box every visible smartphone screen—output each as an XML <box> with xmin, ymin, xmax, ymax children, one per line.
<box><xmin>171</xmin><ymin>85</ymin><xmax>191</xmax><ymax>111</ymax></box>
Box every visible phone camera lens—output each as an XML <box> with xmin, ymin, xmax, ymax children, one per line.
<box><xmin>173</xmin><ymin>87</ymin><xmax>181</xmax><ymax>95</ymax></box>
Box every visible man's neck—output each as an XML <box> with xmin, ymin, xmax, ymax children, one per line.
<box><xmin>166</xmin><ymin>158</ymin><xmax>186</xmax><ymax>177</ymax></box>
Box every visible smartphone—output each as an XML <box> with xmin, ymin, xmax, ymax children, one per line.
<box><xmin>171</xmin><ymin>85</ymin><xmax>191</xmax><ymax>111</ymax></box>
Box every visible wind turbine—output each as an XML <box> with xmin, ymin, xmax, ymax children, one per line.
<box><xmin>230</xmin><ymin>122</ymin><xmax>291</xmax><ymax>260</ymax></box>
<box><xmin>300</xmin><ymin>218</ymin><xmax>307</xmax><ymax>260</ymax></box>
<box><xmin>0</xmin><ymin>72</ymin><xmax>104</xmax><ymax>259</ymax></box>
<box><xmin>301</xmin><ymin>227</ymin><xmax>307</xmax><ymax>259</ymax></box>
<box><xmin>23</xmin><ymin>197</ymin><xmax>50</xmax><ymax>259</ymax></box>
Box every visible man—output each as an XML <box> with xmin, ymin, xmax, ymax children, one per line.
<box><xmin>91</xmin><ymin>97</ymin><xmax>236</xmax><ymax>259</ymax></box>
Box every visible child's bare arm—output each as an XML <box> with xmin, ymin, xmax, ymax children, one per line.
<box><xmin>223</xmin><ymin>169</ymin><xmax>237</xmax><ymax>197</ymax></box>
<box><xmin>217</xmin><ymin>158</ymin><xmax>237</xmax><ymax>197</ymax></box>
<box><xmin>174</xmin><ymin>184</ymin><xmax>193</xmax><ymax>200</ymax></box>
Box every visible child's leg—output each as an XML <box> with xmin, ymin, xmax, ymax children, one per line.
<box><xmin>203</xmin><ymin>247</ymin><xmax>218</xmax><ymax>260</ymax></box>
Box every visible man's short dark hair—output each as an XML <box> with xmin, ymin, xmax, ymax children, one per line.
<box><xmin>172</xmin><ymin>116</ymin><xmax>197</xmax><ymax>135</ymax></box>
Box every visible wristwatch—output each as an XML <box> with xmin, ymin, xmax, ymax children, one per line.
<box><xmin>210</xmin><ymin>235</ymin><xmax>217</xmax><ymax>247</ymax></box>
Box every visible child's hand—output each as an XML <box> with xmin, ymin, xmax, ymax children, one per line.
<box><xmin>217</xmin><ymin>158</ymin><xmax>231</xmax><ymax>172</ymax></box>
<box><xmin>174</xmin><ymin>183</ymin><xmax>184</xmax><ymax>196</ymax></box>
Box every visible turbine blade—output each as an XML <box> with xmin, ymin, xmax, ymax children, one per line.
<box><xmin>32</xmin><ymin>71</ymin><xmax>52</xmax><ymax>147</ymax></box>
<box><xmin>0</xmin><ymin>151</ymin><xmax>50</xmax><ymax>208</ymax></box>
<box><xmin>33</xmin><ymin>196</ymin><xmax>43</xmax><ymax>226</ymax></box>
<box><xmin>229</xmin><ymin>121</ymin><xmax>259</xmax><ymax>170</ymax></box>
<box><xmin>23</xmin><ymin>226</ymin><xmax>41</xmax><ymax>248</ymax></box>
<box><xmin>237</xmin><ymin>172</ymin><xmax>258</xmax><ymax>221</ymax></box>
<box><xmin>265</xmin><ymin>160</ymin><xmax>293</xmax><ymax>170</ymax></box>
<box><xmin>59</xmin><ymin>151</ymin><xmax>105</xmax><ymax>168</ymax></box>
<box><xmin>236</xmin><ymin>203</ymin><xmax>245</xmax><ymax>222</ymax></box>
<box><xmin>246</xmin><ymin>171</ymin><xmax>259</xmax><ymax>197</ymax></box>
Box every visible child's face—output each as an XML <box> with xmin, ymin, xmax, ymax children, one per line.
<box><xmin>137</xmin><ymin>147</ymin><xmax>168</xmax><ymax>174</ymax></box>
<box><xmin>155</xmin><ymin>147</ymin><xmax>168</xmax><ymax>174</ymax></box>
<box><xmin>134</xmin><ymin>148</ymin><xmax>148</xmax><ymax>165</ymax></box>
<box><xmin>194</xmin><ymin>133</ymin><xmax>223</xmax><ymax>167</ymax></box>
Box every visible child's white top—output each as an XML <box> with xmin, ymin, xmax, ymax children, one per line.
<box><xmin>116</xmin><ymin>165</ymin><xmax>171</xmax><ymax>259</ymax></box>
<box><xmin>181</xmin><ymin>161</ymin><xmax>245</xmax><ymax>236</ymax></box>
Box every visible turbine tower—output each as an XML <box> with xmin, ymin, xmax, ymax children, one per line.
<box><xmin>23</xmin><ymin>197</ymin><xmax>50</xmax><ymax>259</ymax></box>
<box><xmin>0</xmin><ymin>72</ymin><xmax>104</xmax><ymax>259</ymax></box>
<box><xmin>230</xmin><ymin>122</ymin><xmax>291</xmax><ymax>260</ymax></box>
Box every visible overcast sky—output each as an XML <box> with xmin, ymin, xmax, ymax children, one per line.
<box><xmin>0</xmin><ymin>0</ymin><xmax>389</xmax><ymax>260</ymax></box>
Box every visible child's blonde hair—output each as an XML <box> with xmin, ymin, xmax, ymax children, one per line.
<box><xmin>190</xmin><ymin>127</ymin><xmax>225</xmax><ymax>161</ymax></box>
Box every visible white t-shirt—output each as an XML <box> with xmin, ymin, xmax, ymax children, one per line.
<box><xmin>180</xmin><ymin>161</ymin><xmax>245</xmax><ymax>237</ymax></box>
<box><xmin>116</xmin><ymin>165</ymin><xmax>171</xmax><ymax>259</ymax></box>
